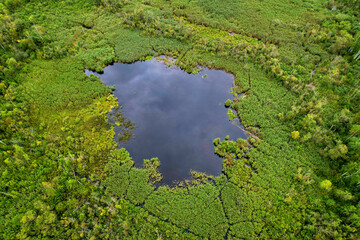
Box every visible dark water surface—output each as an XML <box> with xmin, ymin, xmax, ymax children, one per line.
<box><xmin>86</xmin><ymin>59</ymin><xmax>246</xmax><ymax>184</ymax></box>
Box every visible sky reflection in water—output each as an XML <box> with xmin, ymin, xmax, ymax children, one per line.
<box><xmin>86</xmin><ymin>59</ymin><xmax>246</xmax><ymax>184</ymax></box>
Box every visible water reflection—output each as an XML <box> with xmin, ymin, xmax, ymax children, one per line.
<box><xmin>86</xmin><ymin>59</ymin><xmax>247</xmax><ymax>184</ymax></box>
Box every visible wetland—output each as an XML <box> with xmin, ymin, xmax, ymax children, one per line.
<box><xmin>86</xmin><ymin>59</ymin><xmax>246</xmax><ymax>184</ymax></box>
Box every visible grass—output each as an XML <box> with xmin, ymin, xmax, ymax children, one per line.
<box><xmin>22</xmin><ymin>57</ymin><xmax>110</xmax><ymax>111</ymax></box>
<box><xmin>2</xmin><ymin>0</ymin><xmax>359</xmax><ymax>238</ymax></box>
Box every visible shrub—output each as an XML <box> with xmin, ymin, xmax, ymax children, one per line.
<box><xmin>319</xmin><ymin>180</ymin><xmax>332</xmax><ymax>191</ymax></box>
<box><xmin>225</xmin><ymin>99</ymin><xmax>232</xmax><ymax>108</ymax></box>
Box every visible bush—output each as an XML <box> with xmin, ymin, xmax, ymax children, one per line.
<box><xmin>319</xmin><ymin>180</ymin><xmax>332</xmax><ymax>191</ymax></box>
<box><xmin>225</xmin><ymin>99</ymin><xmax>232</xmax><ymax>108</ymax></box>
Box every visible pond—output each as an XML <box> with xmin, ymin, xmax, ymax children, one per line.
<box><xmin>86</xmin><ymin>58</ymin><xmax>247</xmax><ymax>184</ymax></box>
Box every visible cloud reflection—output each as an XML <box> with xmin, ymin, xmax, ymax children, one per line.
<box><xmin>87</xmin><ymin>60</ymin><xmax>247</xmax><ymax>184</ymax></box>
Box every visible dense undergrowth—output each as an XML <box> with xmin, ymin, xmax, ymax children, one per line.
<box><xmin>0</xmin><ymin>0</ymin><xmax>359</xmax><ymax>239</ymax></box>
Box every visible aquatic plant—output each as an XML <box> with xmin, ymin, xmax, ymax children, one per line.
<box><xmin>224</xmin><ymin>99</ymin><xmax>231</xmax><ymax>108</ymax></box>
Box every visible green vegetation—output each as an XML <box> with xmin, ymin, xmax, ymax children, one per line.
<box><xmin>1</xmin><ymin>0</ymin><xmax>359</xmax><ymax>239</ymax></box>
<box><xmin>224</xmin><ymin>99</ymin><xmax>231</xmax><ymax>108</ymax></box>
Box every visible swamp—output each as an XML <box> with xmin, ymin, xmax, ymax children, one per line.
<box><xmin>86</xmin><ymin>59</ymin><xmax>246</xmax><ymax>183</ymax></box>
<box><xmin>0</xmin><ymin>0</ymin><xmax>359</xmax><ymax>239</ymax></box>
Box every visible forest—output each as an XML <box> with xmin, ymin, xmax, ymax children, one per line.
<box><xmin>0</xmin><ymin>0</ymin><xmax>359</xmax><ymax>239</ymax></box>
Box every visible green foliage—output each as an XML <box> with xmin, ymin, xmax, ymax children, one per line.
<box><xmin>320</xmin><ymin>180</ymin><xmax>333</xmax><ymax>191</ymax></box>
<box><xmin>127</xmin><ymin>168</ymin><xmax>155</xmax><ymax>204</ymax></box>
<box><xmin>291</xmin><ymin>130</ymin><xmax>300</xmax><ymax>140</ymax></box>
<box><xmin>144</xmin><ymin>157</ymin><xmax>162</xmax><ymax>183</ymax></box>
<box><xmin>327</xmin><ymin>141</ymin><xmax>348</xmax><ymax>160</ymax></box>
<box><xmin>104</xmin><ymin>149</ymin><xmax>158</xmax><ymax>204</ymax></box>
<box><xmin>229</xmin><ymin>222</ymin><xmax>258</xmax><ymax>239</ymax></box>
<box><xmin>212</xmin><ymin>137</ymin><xmax>220</xmax><ymax>146</ymax></box>
<box><xmin>23</xmin><ymin>57</ymin><xmax>110</xmax><ymax>110</ymax></box>
<box><xmin>4</xmin><ymin>0</ymin><xmax>21</xmax><ymax>11</ymax></box>
<box><xmin>145</xmin><ymin>183</ymin><xmax>228</xmax><ymax>238</ymax></box>
<box><xmin>104</xmin><ymin>149</ymin><xmax>134</xmax><ymax>197</ymax></box>
<box><xmin>227</xmin><ymin>109</ymin><xmax>236</xmax><ymax>120</ymax></box>
<box><xmin>1</xmin><ymin>0</ymin><xmax>360</xmax><ymax>239</ymax></box>
<box><xmin>78</xmin><ymin>46</ymin><xmax>115</xmax><ymax>72</ymax></box>
<box><xmin>224</xmin><ymin>99</ymin><xmax>231</xmax><ymax>108</ymax></box>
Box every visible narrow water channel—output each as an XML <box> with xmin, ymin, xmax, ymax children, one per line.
<box><xmin>86</xmin><ymin>59</ymin><xmax>246</xmax><ymax>184</ymax></box>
